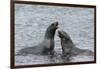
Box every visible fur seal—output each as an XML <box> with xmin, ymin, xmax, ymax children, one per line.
<box><xmin>58</xmin><ymin>30</ymin><xmax>94</xmax><ymax>57</ymax></box>
<box><xmin>17</xmin><ymin>22</ymin><xmax>58</xmax><ymax>55</ymax></box>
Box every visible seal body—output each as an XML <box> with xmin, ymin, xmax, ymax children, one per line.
<box><xmin>58</xmin><ymin>30</ymin><xmax>94</xmax><ymax>57</ymax></box>
<box><xmin>17</xmin><ymin>22</ymin><xmax>58</xmax><ymax>55</ymax></box>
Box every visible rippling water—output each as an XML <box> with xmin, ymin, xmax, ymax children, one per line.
<box><xmin>15</xmin><ymin>4</ymin><xmax>94</xmax><ymax>65</ymax></box>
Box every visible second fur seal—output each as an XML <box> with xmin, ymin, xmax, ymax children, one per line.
<box><xmin>58</xmin><ymin>30</ymin><xmax>94</xmax><ymax>58</ymax></box>
<box><xmin>17</xmin><ymin>22</ymin><xmax>58</xmax><ymax>55</ymax></box>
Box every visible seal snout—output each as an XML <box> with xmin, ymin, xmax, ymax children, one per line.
<box><xmin>55</xmin><ymin>22</ymin><xmax>58</xmax><ymax>26</ymax></box>
<box><xmin>58</xmin><ymin>30</ymin><xmax>64</xmax><ymax>34</ymax></box>
<box><xmin>54</xmin><ymin>22</ymin><xmax>59</xmax><ymax>29</ymax></box>
<box><xmin>57</xmin><ymin>30</ymin><xmax>63</xmax><ymax>38</ymax></box>
<box><xmin>58</xmin><ymin>30</ymin><xmax>70</xmax><ymax>39</ymax></box>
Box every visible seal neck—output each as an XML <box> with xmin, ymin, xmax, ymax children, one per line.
<box><xmin>44</xmin><ymin>29</ymin><xmax>56</xmax><ymax>39</ymax></box>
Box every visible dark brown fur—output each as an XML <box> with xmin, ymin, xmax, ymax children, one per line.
<box><xmin>58</xmin><ymin>30</ymin><xmax>94</xmax><ymax>57</ymax></box>
<box><xmin>16</xmin><ymin>22</ymin><xmax>58</xmax><ymax>56</ymax></box>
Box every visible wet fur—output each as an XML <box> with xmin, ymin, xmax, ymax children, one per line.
<box><xmin>58</xmin><ymin>30</ymin><xmax>94</xmax><ymax>57</ymax></box>
<box><xmin>16</xmin><ymin>22</ymin><xmax>58</xmax><ymax>56</ymax></box>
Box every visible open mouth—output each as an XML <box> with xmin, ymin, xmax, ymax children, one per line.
<box><xmin>55</xmin><ymin>22</ymin><xmax>58</xmax><ymax>26</ymax></box>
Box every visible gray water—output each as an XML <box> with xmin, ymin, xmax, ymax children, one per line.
<box><xmin>15</xmin><ymin>4</ymin><xmax>94</xmax><ymax>65</ymax></box>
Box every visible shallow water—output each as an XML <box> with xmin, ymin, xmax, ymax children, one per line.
<box><xmin>15</xmin><ymin>4</ymin><xmax>94</xmax><ymax>65</ymax></box>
